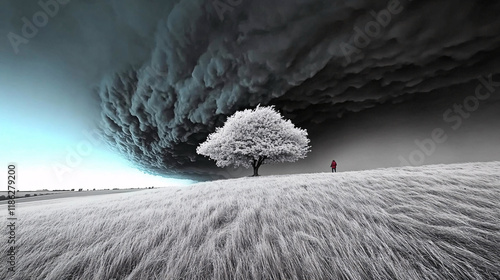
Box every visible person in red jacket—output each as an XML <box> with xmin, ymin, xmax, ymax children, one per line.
<box><xmin>331</xmin><ymin>160</ymin><xmax>337</xmax><ymax>172</ymax></box>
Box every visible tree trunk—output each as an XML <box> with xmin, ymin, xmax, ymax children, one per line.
<box><xmin>251</xmin><ymin>156</ymin><xmax>265</xmax><ymax>176</ymax></box>
<box><xmin>253</xmin><ymin>166</ymin><xmax>259</xmax><ymax>176</ymax></box>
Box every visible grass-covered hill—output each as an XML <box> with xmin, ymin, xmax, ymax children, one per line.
<box><xmin>2</xmin><ymin>162</ymin><xmax>499</xmax><ymax>279</ymax></box>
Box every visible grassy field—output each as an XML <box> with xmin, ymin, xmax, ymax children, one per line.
<box><xmin>1</xmin><ymin>162</ymin><xmax>499</xmax><ymax>280</ymax></box>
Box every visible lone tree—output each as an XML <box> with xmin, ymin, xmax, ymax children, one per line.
<box><xmin>197</xmin><ymin>105</ymin><xmax>310</xmax><ymax>176</ymax></box>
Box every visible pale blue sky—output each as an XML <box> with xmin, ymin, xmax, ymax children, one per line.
<box><xmin>0</xmin><ymin>63</ymin><xmax>194</xmax><ymax>190</ymax></box>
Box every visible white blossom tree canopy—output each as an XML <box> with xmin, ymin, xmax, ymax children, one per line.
<box><xmin>196</xmin><ymin>106</ymin><xmax>310</xmax><ymax>176</ymax></box>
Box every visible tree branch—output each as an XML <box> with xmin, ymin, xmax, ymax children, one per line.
<box><xmin>257</xmin><ymin>155</ymin><xmax>266</xmax><ymax>168</ymax></box>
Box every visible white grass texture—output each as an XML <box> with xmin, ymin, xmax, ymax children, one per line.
<box><xmin>1</xmin><ymin>162</ymin><xmax>499</xmax><ymax>279</ymax></box>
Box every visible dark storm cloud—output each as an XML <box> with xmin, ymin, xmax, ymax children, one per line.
<box><xmin>4</xmin><ymin>0</ymin><xmax>499</xmax><ymax>179</ymax></box>
<box><xmin>94</xmin><ymin>0</ymin><xmax>500</xmax><ymax>179</ymax></box>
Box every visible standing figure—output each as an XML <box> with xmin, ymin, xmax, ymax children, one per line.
<box><xmin>331</xmin><ymin>160</ymin><xmax>337</xmax><ymax>172</ymax></box>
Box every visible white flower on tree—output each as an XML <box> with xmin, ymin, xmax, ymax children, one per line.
<box><xmin>197</xmin><ymin>105</ymin><xmax>311</xmax><ymax>176</ymax></box>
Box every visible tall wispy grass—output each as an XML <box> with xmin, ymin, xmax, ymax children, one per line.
<box><xmin>1</xmin><ymin>162</ymin><xmax>499</xmax><ymax>279</ymax></box>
